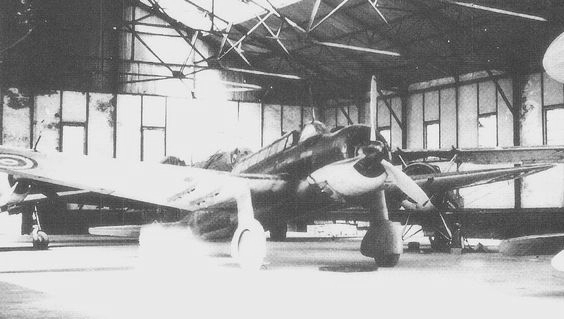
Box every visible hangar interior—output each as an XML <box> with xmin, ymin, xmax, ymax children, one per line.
<box><xmin>1</xmin><ymin>0</ymin><xmax>564</xmax><ymax>234</ymax></box>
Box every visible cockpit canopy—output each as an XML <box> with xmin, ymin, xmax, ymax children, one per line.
<box><xmin>299</xmin><ymin>121</ymin><xmax>330</xmax><ymax>144</ymax></box>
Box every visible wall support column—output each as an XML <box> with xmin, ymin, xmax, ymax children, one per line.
<box><xmin>399</xmin><ymin>83</ymin><xmax>409</xmax><ymax>149</ymax></box>
<box><xmin>512</xmin><ymin>71</ymin><xmax>525</xmax><ymax>209</ymax></box>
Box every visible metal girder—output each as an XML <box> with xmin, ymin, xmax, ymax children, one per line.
<box><xmin>368</xmin><ymin>0</ymin><xmax>389</xmax><ymax>24</ymax></box>
<box><xmin>444</xmin><ymin>1</ymin><xmax>547</xmax><ymax>22</ymax></box>
<box><xmin>378</xmin><ymin>89</ymin><xmax>403</xmax><ymax>129</ymax></box>
<box><xmin>247</xmin><ymin>0</ymin><xmax>353</xmax><ymax>79</ymax></box>
<box><xmin>125</xmin><ymin>25</ymin><xmax>175</xmax><ymax>74</ymax></box>
<box><xmin>253</xmin><ymin>1</ymin><xmax>451</xmax><ymax>82</ymax></box>
<box><xmin>274</xmin><ymin>1</ymin><xmax>415</xmax><ymax>38</ymax></box>
<box><xmin>253</xmin><ymin>13</ymin><xmax>290</xmax><ymax>56</ymax></box>
<box><xmin>260</xmin><ymin>0</ymin><xmax>307</xmax><ymax>34</ymax></box>
<box><xmin>219</xmin><ymin>11</ymin><xmax>274</xmax><ymax>60</ymax></box>
<box><xmin>230</xmin><ymin>2</ymin><xmax>362</xmax><ymax>88</ymax></box>
<box><xmin>180</xmin><ymin>30</ymin><xmax>201</xmax><ymax>74</ymax></box>
<box><xmin>138</xmin><ymin>0</ymin><xmax>210</xmax><ymax>62</ymax></box>
<box><xmin>311</xmin><ymin>0</ymin><xmax>446</xmax><ymax>83</ymax></box>
<box><xmin>486</xmin><ymin>69</ymin><xmax>515</xmax><ymax>116</ymax></box>
<box><xmin>310</xmin><ymin>0</ymin><xmax>352</xmax><ymax>32</ymax></box>
<box><xmin>212</xmin><ymin>19</ymin><xmax>251</xmax><ymax>66</ymax></box>
<box><xmin>136</xmin><ymin>0</ymin><xmax>319</xmax><ymax>83</ymax></box>
<box><xmin>308</xmin><ymin>0</ymin><xmax>323</xmax><ymax>32</ymax></box>
<box><xmin>339</xmin><ymin>107</ymin><xmax>354</xmax><ymax>125</ymax></box>
<box><xmin>120</xmin><ymin>11</ymin><xmax>155</xmax><ymax>27</ymax></box>
<box><xmin>312</xmin><ymin>40</ymin><xmax>400</xmax><ymax>56</ymax></box>
<box><xmin>120</xmin><ymin>76</ymin><xmax>171</xmax><ymax>84</ymax></box>
<box><xmin>218</xmin><ymin>22</ymin><xmax>233</xmax><ymax>55</ymax></box>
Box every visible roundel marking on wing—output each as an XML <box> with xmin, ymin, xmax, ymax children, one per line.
<box><xmin>0</xmin><ymin>154</ymin><xmax>37</xmax><ymax>170</ymax></box>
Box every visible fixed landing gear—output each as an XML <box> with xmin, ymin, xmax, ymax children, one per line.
<box><xmin>231</xmin><ymin>219</ymin><xmax>266</xmax><ymax>270</ymax></box>
<box><xmin>360</xmin><ymin>190</ymin><xmax>403</xmax><ymax>267</ymax></box>
<box><xmin>31</xmin><ymin>206</ymin><xmax>49</xmax><ymax>250</ymax></box>
<box><xmin>427</xmin><ymin>221</ymin><xmax>464</xmax><ymax>252</ymax></box>
<box><xmin>230</xmin><ymin>182</ymin><xmax>265</xmax><ymax>270</ymax></box>
<box><xmin>360</xmin><ymin>220</ymin><xmax>403</xmax><ymax>267</ymax></box>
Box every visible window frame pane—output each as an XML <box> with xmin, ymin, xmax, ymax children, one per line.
<box><xmin>545</xmin><ymin>107</ymin><xmax>564</xmax><ymax>145</ymax></box>
<box><xmin>424</xmin><ymin>122</ymin><xmax>440</xmax><ymax>149</ymax></box>
<box><xmin>478</xmin><ymin>113</ymin><xmax>497</xmax><ymax>147</ymax></box>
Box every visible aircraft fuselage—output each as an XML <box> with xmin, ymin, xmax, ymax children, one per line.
<box><xmin>240</xmin><ymin>125</ymin><xmax>376</xmax><ymax>177</ymax></box>
<box><xmin>231</xmin><ymin>125</ymin><xmax>387</xmax><ymax>226</ymax></box>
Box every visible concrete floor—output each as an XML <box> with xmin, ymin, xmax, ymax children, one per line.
<box><xmin>0</xmin><ymin>232</ymin><xmax>563</xmax><ymax>319</ymax></box>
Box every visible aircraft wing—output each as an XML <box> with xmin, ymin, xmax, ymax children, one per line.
<box><xmin>384</xmin><ymin>164</ymin><xmax>554</xmax><ymax>197</ymax></box>
<box><xmin>0</xmin><ymin>146</ymin><xmax>288</xmax><ymax>212</ymax></box>
<box><xmin>393</xmin><ymin>146</ymin><xmax>564</xmax><ymax>165</ymax></box>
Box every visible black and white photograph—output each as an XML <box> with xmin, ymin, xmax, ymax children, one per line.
<box><xmin>1</xmin><ymin>0</ymin><xmax>564</xmax><ymax>318</ymax></box>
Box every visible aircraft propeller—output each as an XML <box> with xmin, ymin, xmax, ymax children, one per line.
<box><xmin>353</xmin><ymin>145</ymin><xmax>433</xmax><ymax>209</ymax></box>
<box><xmin>355</xmin><ymin>75</ymin><xmax>434</xmax><ymax>210</ymax></box>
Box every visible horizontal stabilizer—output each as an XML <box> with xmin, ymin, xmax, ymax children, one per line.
<box><xmin>89</xmin><ymin>225</ymin><xmax>142</xmax><ymax>238</ymax></box>
<box><xmin>499</xmin><ymin>233</ymin><xmax>564</xmax><ymax>256</ymax></box>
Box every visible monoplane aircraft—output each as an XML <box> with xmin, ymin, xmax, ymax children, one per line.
<box><xmin>0</xmin><ymin>116</ymin><xmax>553</xmax><ymax>269</ymax></box>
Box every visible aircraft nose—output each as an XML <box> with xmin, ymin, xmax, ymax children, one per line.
<box><xmin>353</xmin><ymin>148</ymin><xmax>387</xmax><ymax>178</ymax></box>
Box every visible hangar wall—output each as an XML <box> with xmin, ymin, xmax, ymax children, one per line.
<box><xmin>2</xmin><ymin>0</ymin><xmax>564</xmax><ymax>234</ymax></box>
<box><xmin>0</xmin><ymin>89</ymin><xmax>314</xmax><ymax>164</ymax></box>
<box><xmin>0</xmin><ymin>1</ymin><xmax>310</xmax><ymax>234</ymax></box>
<box><xmin>367</xmin><ymin>71</ymin><xmax>564</xmax><ymax>209</ymax></box>
<box><xmin>0</xmin><ymin>1</ymin><xmax>310</xmax><ymax>164</ymax></box>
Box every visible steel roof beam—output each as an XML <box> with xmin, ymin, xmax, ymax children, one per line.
<box><xmin>310</xmin><ymin>0</ymin><xmax>352</xmax><ymax>32</ymax></box>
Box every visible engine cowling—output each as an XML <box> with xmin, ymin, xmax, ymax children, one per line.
<box><xmin>0</xmin><ymin>174</ymin><xmax>31</xmax><ymax>210</ymax></box>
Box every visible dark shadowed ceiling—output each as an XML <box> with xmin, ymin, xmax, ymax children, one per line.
<box><xmin>154</xmin><ymin>0</ymin><xmax>564</xmax><ymax>94</ymax></box>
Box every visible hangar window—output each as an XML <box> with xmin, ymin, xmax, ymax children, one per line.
<box><xmin>142</xmin><ymin>129</ymin><xmax>166</xmax><ymax>162</ymax></box>
<box><xmin>62</xmin><ymin>125</ymin><xmax>85</xmax><ymax>154</ymax></box>
<box><xmin>141</xmin><ymin>96</ymin><xmax>166</xmax><ymax>162</ymax></box>
<box><xmin>478</xmin><ymin>113</ymin><xmax>497</xmax><ymax>147</ymax></box>
<box><xmin>424</xmin><ymin>122</ymin><xmax>439</xmax><ymax>149</ymax></box>
<box><xmin>545</xmin><ymin>107</ymin><xmax>564</xmax><ymax>145</ymax></box>
<box><xmin>61</xmin><ymin>91</ymin><xmax>87</xmax><ymax>154</ymax></box>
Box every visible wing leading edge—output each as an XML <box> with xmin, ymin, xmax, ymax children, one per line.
<box><xmin>393</xmin><ymin>146</ymin><xmax>564</xmax><ymax>165</ymax></box>
<box><xmin>385</xmin><ymin>164</ymin><xmax>554</xmax><ymax>198</ymax></box>
<box><xmin>0</xmin><ymin>146</ymin><xmax>288</xmax><ymax>212</ymax></box>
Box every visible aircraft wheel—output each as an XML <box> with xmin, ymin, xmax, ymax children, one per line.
<box><xmin>360</xmin><ymin>220</ymin><xmax>402</xmax><ymax>267</ymax></box>
<box><xmin>32</xmin><ymin>229</ymin><xmax>49</xmax><ymax>250</ymax></box>
<box><xmin>268</xmin><ymin>221</ymin><xmax>287</xmax><ymax>241</ymax></box>
<box><xmin>374</xmin><ymin>254</ymin><xmax>400</xmax><ymax>267</ymax></box>
<box><xmin>231</xmin><ymin>220</ymin><xmax>266</xmax><ymax>270</ymax></box>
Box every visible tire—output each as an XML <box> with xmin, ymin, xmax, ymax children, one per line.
<box><xmin>374</xmin><ymin>254</ymin><xmax>400</xmax><ymax>267</ymax></box>
<box><xmin>237</xmin><ymin>229</ymin><xmax>265</xmax><ymax>270</ymax></box>
<box><xmin>231</xmin><ymin>220</ymin><xmax>266</xmax><ymax>270</ymax></box>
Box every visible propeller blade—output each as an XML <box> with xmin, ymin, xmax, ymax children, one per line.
<box><xmin>380</xmin><ymin>160</ymin><xmax>434</xmax><ymax>209</ymax></box>
<box><xmin>369</xmin><ymin>75</ymin><xmax>378</xmax><ymax>141</ymax></box>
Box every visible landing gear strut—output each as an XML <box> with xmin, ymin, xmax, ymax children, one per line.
<box><xmin>427</xmin><ymin>216</ymin><xmax>465</xmax><ymax>252</ymax></box>
<box><xmin>429</xmin><ymin>232</ymin><xmax>451</xmax><ymax>252</ymax></box>
<box><xmin>31</xmin><ymin>206</ymin><xmax>49</xmax><ymax>250</ymax></box>
<box><xmin>360</xmin><ymin>190</ymin><xmax>402</xmax><ymax>267</ymax></box>
<box><xmin>230</xmin><ymin>182</ymin><xmax>265</xmax><ymax>270</ymax></box>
